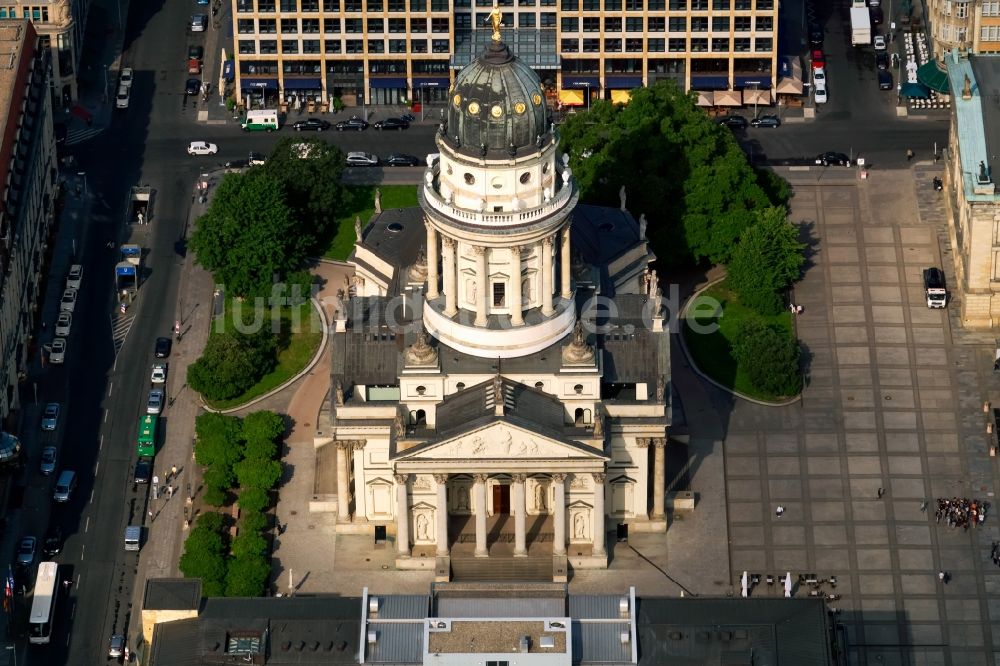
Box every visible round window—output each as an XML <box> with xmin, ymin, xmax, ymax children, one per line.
<box><xmin>456</xmin><ymin>382</ymin><xmax>466</xmax><ymax>390</ymax></box>
<box><xmin>574</xmin><ymin>384</ymin><xmax>584</xmax><ymax>394</ymax></box>
<box><xmin>416</xmin><ymin>385</ymin><xmax>426</xmax><ymax>395</ymax></box>
<box><xmin>534</xmin><ymin>381</ymin><xmax>544</xmax><ymax>389</ymax></box>
<box><xmin>468</xmin><ymin>101</ymin><xmax>480</xmax><ymax>115</ymax></box>
<box><xmin>519</xmin><ymin>172</ymin><xmax>531</xmax><ymax>184</ymax></box>
<box><xmin>492</xmin><ymin>177</ymin><xmax>504</xmax><ymax>190</ymax></box>
<box><xmin>464</xmin><ymin>173</ymin><xmax>476</xmax><ymax>185</ymax></box>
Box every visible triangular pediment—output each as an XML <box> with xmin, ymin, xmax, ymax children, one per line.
<box><xmin>398</xmin><ymin>422</ymin><xmax>605</xmax><ymax>461</ymax></box>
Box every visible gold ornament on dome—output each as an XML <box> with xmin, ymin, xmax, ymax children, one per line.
<box><xmin>452</xmin><ymin>93</ymin><xmax>462</xmax><ymax>107</ymax></box>
<box><xmin>514</xmin><ymin>101</ymin><xmax>526</xmax><ymax>115</ymax></box>
<box><xmin>468</xmin><ymin>101</ymin><xmax>480</xmax><ymax>115</ymax></box>
<box><xmin>490</xmin><ymin>105</ymin><xmax>504</xmax><ymax>118</ymax></box>
<box><xmin>532</xmin><ymin>93</ymin><xmax>542</xmax><ymax>106</ymax></box>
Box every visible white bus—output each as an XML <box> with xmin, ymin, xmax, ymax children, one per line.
<box><xmin>28</xmin><ymin>562</ymin><xmax>59</xmax><ymax>644</ymax></box>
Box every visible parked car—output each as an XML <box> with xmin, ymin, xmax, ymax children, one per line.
<box><xmin>815</xmin><ymin>151</ymin><xmax>851</xmax><ymax>167</ymax></box>
<box><xmin>190</xmin><ymin>14</ymin><xmax>207</xmax><ymax>31</ymax></box>
<box><xmin>55</xmin><ymin>312</ymin><xmax>72</xmax><ymax>337</ymax></box>
<box><xmin>874</xmin><ymin>34</ymin><xmax>887</xmax><ymax>51</ymax></box>
<box><xmin>187</xmin><ymin>141</ymin><xmax>218</xmax><ymax>155</ymax></box>
<box><xmin>188</xmin><ymin>45</ymin><xmax>204</xmax><ymax>60</ymax></box>
<box><xmin>133</xmin><ymin>458</ymin><xmax>152</xmax><ymax>484</ymax></box>
<box><xmin>373</xmin><ymin>117</ymin><xmax>410</xmax><ymax>131</ymax></box>
<box><xmin>109</xmin><ymin>635</ymin><xmax>125</xmax><ymax>659</ymax></box>
<box><xmin>346</xmin><ymin>151</ymin><xmax>379</xmax><ymax>167</ymax></box>
<box><xmin>385</xmin><ymin>153</ymin><xmax>420</xmax><ymax>167</ymax></box>
<box><xmin>810</xmin><ymin>49</ymin><xmax>826</xmax><ymax>70</ymax></box>
<box><xmin>335</xmin><ymin>117</ymin><xmax>369</xmax><ymax>131</ymax></box>
<box><xmin>151</xmin><ymin>363</ymin><xmax>168</xmax><ymax>384</ymax></box>
<box><xmin>66</xmin><ymin>264</ymin><xmax>83</xmax><ymax>289</ymax></box>
<box><xmin>813</xmin><ymin>68</ymin><xmax>826</xmax><ymax>87</ymax></box>
<box><xmin>292</xmin><ymin>118</ymin><xmax>331</xmax><ymax>131</ymax></box>
<box><xmin>249</xmin><ymin>151</ymin><xmax>266</xmax><ymax>166</ymax></box>
<box><xmin>147</xmin><ymin>389</ymin><xmax>164</xmax><ymax>415</ymax></box>
<box><xmin>185</xmin><ymin>78</ymin><xmax>201</xmax><ymax>96</ymax></box>
<box><xmin>41</xmin><ymin>403</ymin><xmax>60</xmax><ymax>431</ymax></box>
<box><xmin>750</xmin><ymin>115</ymin><xmax>781</xmax><ymax>128</ymax></box>
<box><xmin>187</xmin><ymin>58</ymin><xmax>202</xmax><ymax>75</ymax></box>
<box><xmin>718</xmin><ymin>114</ymin><xmax>748</xmax><ymax>129</ymax></box>
<box><xmin>119</xmin><ymin>67</ymin><xmax>133</xmax><ymax>88</ymax></box>
<box><xmin>877</xmin><ymin>70</ymin><xmax>893</xmax><ymax>90</ymax></box>
<box><xmin>154</xmin><ymin>337</ymin><xmax>172</xmax><ymax>358</ymax></box>
<box><xmin>49</xmin><ymin>338</ymin><xmax>66</xmax><ymax>364</ymax></box>
<box><xmin>808</xmin><ymin>23</ymin><xmax>824</xmax><ymax>46</ymax></box>
<box><xmin>875</xmin><ymin>52</ymin><xmax>889</xmax><ymax>70</ymax></box>
<box><xmin>40</xmin><ymin>446</ymin><xmax>57</xmax><ymax>475</ymax></box>
<box><xmin>16</xmin><ymin>537</ymin><xmax>36</xmax><ymax>567</ymax></box>
<box><xmin>115</xmin><ymin>84</ymin><xmax>130</xmax><ymax>109</ymax></box>
<box><xmin>814</xmin><ymin>85</ymin><xmax>828</xmax><ymax>104</ymax></box>
<box><xmin>42</xmin><ymin>525</ymin><xmax>63</xmax><ymax>557</ymax></box>
<box><xmin>59</xmin><ymin>288</ymin><xmax>77</xmax><ymax>312</ymax></box>
<box><xmin>870</xmin><ymin>6</ymin><xmax>884</xmax><ymax>24</ymax></box>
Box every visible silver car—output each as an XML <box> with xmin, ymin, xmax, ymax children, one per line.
<box><xmin>55</xmin><ymin>311</ymin><xmax>72</xmax><ymax>337</ymax></box>
<box><xmin>346</xmin><ymin>151</ymin><xmax>379</xmax><ymax>167</ymax></box>
<box><xmin>147</xmin><ymin>389</ymin><xmax>164</xmax><ymax>415</ymax></box>
<box><xmin>16</xmin><ymin>536</ymin><xmax>36</xmax><ymax>567</ymax></box>
<box><xmin>59</xmin><ymin>288</ymin><xmax>78</xmax><ymax>312</ymax></box>
<box><xmin>108</xmin><ymin>634</ymin><xmax>125</xmax><ymax>658</ymax></box>
<box><xmin>40</xmin><ymin>446</ymin><xmax>57</xmax><ymax>475</ymax></box>
<box><xmin>41</xmin><ymin>403</ymin><xmax>59</xmax><ymax>431</ymax></box>
<box><xmin>49</xmin><ymin>338</ymin><xmax>66</xmax><ymax>364</ymax></box>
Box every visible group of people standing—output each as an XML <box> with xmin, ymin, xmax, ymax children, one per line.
<box><xmin>935</xmin><ymin>497</ymin><xmax>988</xmax><ymax>530</ymax></box>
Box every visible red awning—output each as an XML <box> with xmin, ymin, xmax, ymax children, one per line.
<box><xmin>70</xmin><ymin>105</ymin><xmax>92</xmax><ymax>123</ymax></box>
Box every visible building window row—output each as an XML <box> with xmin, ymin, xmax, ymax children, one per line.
<box><xmin>240</xmin><ymin>37</ymin><xmax>451</xmax><ymax>53</ymax></box>
<box><xmin>560</xmin><ymin>14</ymin><xmax>770</xmax><ymax>32</ymax></box>
<box><xmin>561</xmin><ymin>35</ymin><xmax>766</xmax><ymax>51</ymax></box>
<box><xmin>241</xmin><ymin>16</ymin><xmax>453</xmax><ymax>32</ymax></box>
<box><xmin>237</xmin><ymin>0</ymin><xmax>449</xmax><ymax>11</ymax></box>
<box><xmin>982</xmin><ymin>24</ymin><xmax>1000</xmax><ymax>40</ymax></box>
<box><xmin>0</xmin><ymin>6</ymin><xmax>50</xmax><ymax>20</ymax></box>
<box><xmin>985</xmin><ymin>1</ymin><xmax>1000</xmax><ymax>16</ymax></box>
<box><xmin>558</xmin><ymin>0</ymin><xmax>769</xmax><ymax>9</ymax></box>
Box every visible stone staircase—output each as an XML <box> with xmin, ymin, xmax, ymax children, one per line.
<box><xmin>450</xmin><ymin>556</ymin><xmax>553</xmax><ymax>582</ymax></box>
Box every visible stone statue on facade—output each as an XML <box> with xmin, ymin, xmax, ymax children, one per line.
<box><xmin>493</xmin><ymin>374</ymin><xmax>504</xmax><ymax>404</ymax></box>
<box><xmin>485</xmin><ymin>0</ymin><xmax>504</xmax><ymax>41</ymax></box>
<box><xmin>404</xmin><ymin>327</ymin><xmax>438</xmax><ymax>366</ymax></box>
<box><xmin>393</xmin><ymin>413</ymin><xmax>406</xmax><ymax>438</ymax></box>
<box><xmin>639</xmin><ymin>213</ymin><xmax>647</xmax><ymax>240</ymax></box>
<box><xmin>374</xmin><ymin>188</ymin><xmax>382</xmax><ymax>214</ymax></box>
<box><xmin>619</xmin><ymin>185</ymin><xmax>627</xmax><ymax>211</ymax></box>
<box><xmin>562</xmin><ymin>321</ymin><xmax>595</xmax><ymax>365</ymax></box>
<box><xmin>334</xmin><ymin>381</ymin><xmax>345</xmax><ymax>406</ymax></box>
<box><xmin>655</xmin><ymin>376</ymin><xmax>665</xmax><ymax>403</ymax></box>
<box><xmin>407</xmin><ymin>246</ymin><xmax>428</xmax><ymax>283</ymax></box>
<box><xmin>592</xmin><ymin>412</ymin><xmax>604</xmax><ymax>438</ymax></box>
<box><xmin>354</xmin><ymin>216</ymin><xmax>363</xmax><ymax>242</ymax></box>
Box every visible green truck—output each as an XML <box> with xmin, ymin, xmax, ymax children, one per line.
<box><xmin>137</xmin><ymin>414</ymin><xmax>158</xmax><ymax>457</ymax></box>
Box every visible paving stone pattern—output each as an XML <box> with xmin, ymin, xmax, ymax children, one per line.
<box><xmin>722</xmin><ymin>167</ymin><xmax>1000</xmax><ymax>666</ymax></box>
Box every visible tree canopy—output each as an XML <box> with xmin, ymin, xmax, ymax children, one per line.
<box><xmin>731</xmin><ymin>319</ymin><xmax>802</xmax><ymax>397</ymax></box>
<box><xmin>187</xmin><ymin>330</ymin><xmax>277</xmax><ymax>401</ymax></box>
<box><xmin>190</xmin><ymin>171</ymin><xmax>304</xmax><ymax>298</ymax></box>
<box><xmin>558</xmin><ymin>80</ymin><xmax>781</xmax><ymax>266</ymax></box>
<box><xmin>726</xmin><ymin>207</ymin><xmax>806</xmax><ymax>315</ymax></box>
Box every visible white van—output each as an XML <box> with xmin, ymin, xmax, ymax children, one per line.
<box><xmin>124</xmin><ymin>526</ymin><xmax>142</xmax><ymax>551</ymax></box>
<box><xmin>53</xmin><ymin>470</ymin><xmax>76</xmax><ymax>502</ymax></box>
<box><xmin>241</xmin><ymin>109</ymin><xmax>280</xmax><ymax>132</ymax></box>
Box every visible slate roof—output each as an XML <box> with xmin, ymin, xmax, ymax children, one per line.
<box><xmin>143</xmin><ymin>578</ymin><xmax>202</xmax><ymax>611</ymax></box>
<box><xmin>349</xmin><ymin>207</ymin><xmax>426</xmax><ymax>295</ymax></box>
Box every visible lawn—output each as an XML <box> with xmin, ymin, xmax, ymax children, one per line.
<box><xmin>204</xmin><ymin>299</ymin><xmax>323</xmax><ymax>410</ymax></box>
<box><xmin>682</xmin><ymin>280</ymin><xmax>796</xmax><ymax>402</ymax></box>
<box><xmin>323</xmin><ymin>185</ymin><xmax>419</xmax><ymax>260</ymax></box>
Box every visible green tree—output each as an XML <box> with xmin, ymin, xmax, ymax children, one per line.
<box><xmin>239</xmin><ymin>508</ymin><xmax>268</xmax><ymax>533</ymax></box>
<box><xmin>202</xmin><ymin>464</ymin><xmax>234</xmax><ymax>507</ymax></box>
<box><xmin>188</xmin><ymin>330</ymin><xmax>278</xmax><ymax>401</ymax></box>
<box><xmin>189</xmin><ymin>171</ymin><xmax>303</xmax><ymax>298</ymax></box>
<box><xmin>558</xmin><ymin>80</ymin><xmax>779</xmax><ymax>266</ymax></box>
<box><xmin>224</xmin><ymin>555</ymin><xmax>270</xmax><ymax>597</ymax></box>
<box><xmin>238</xmin><ymin>487</ymin><xmax>271</xmax><ymax>514</ymax></box>
<box><xmin>234</xmin><ymin>458</ymin><xmax>283</xmax><ymax>490</ymax></box>
<box><xmin>231</xmin><ymin>529</ymin><xmax>267</xmax><ymax>560</ymax></box>
<box><xmin>261</xmin><ymin>138</ymin><xmax>346</xmax><ymax>253</ymax></box>
<box><xmin>194</xmin><ymin>413</ymin><xmax>244</xmax><ymax>468</ymax></box>
<box><xmin>196</xmin><ymin>511</ymin><xmax>225</xmax><ymax>533</ymax></box>
<box><xmin>242</xmin><ymin>411</ymin><xmax>284</xmax><ymax>454</ymax></box>
<box><xmin>727</xmin><ymin>207</ymin><xmax>806</xmax><ymax>315</ymax></box>
<box><xmin>178</xmin><ymin>515</ymin><xmax>228</xmax><ymax>596</ymax></box>
<box><xmin>731</xmin><ymin>319</ymin><xmax>802</xmax><ymax>397</ymax></box>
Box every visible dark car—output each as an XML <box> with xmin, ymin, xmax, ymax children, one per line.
<box><xmin>814</xmin><ymin>151</ymin><xmax>851</xmax><ymax>167</ymax></box>
<box><xmin>808</xmin><ymin>23</ymin><xmax>824</xmax><ymax>46</ymax></box>
<box><xmin>749</xmin><ymin>114</ymin><xmax>781</xmax><ymax>128</ymax></box>
<box><xmin>184</xmin><ymin>78</ymin><xmax>201</xmax><ymax>95</ymax></box>
<box><xmin>877</xmin><ymin>70</ymin><xmax>893</xmax><ymax>90</ymax></box>
<box><xmin>224</xmin><ymin>158</ymin><xmax>249</xmax><ymax>171</ymax></box>
<box><xmin>875</xmin><ymin>51</ymin><xmax>889</xmax><ymax>70</ymax></box>
<box><xmin>134</xmin><ymin>458</ymin><xmax>152</xmax><ymax>484</ymax></box>
<box><xmin>188</xmin><ymin>45</ymin><xmax>204</xmax><ymax>60</ymax></box>
<box><xmin>292</xmin><ymin>117</ymin><xmax>331</xmax><ymax>131</ymax></box>
<box><xmin>335</xmin><ymin>117</ymin><xmax>369</xmax><ymax>131</ymax></box>
<box><xmin>154</xmin><ymin>337</ymin><xmax>172</xmax><ymax>358</ymax></box>
<box><xmin>718</xmin><ymin>114</ymin><xmax>747</xmax><ymax>129</ymax></box>
<box><xmin>385</xmin><ymin>153</ymin><xmax>420</xmax><ymax>167</ymax></box>
<box><xmin>870</xmin><ymin>6</ymin><xmax>884</xmax><ymax>24</ymax></box>
<box><xmin>373</xmin><ymin>117</ymin><xmax>410</xmax><ymax>131</ymax></box>
<box><xmin>42</xmin><ymin>525</ymin><xmax>63</xmax><ymax>557</ymax></box>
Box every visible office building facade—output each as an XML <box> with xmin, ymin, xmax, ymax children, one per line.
<box><xmin>231</xmin><ymin>0</ymin><xmax>780</xmax><ymax>108</ymax></box>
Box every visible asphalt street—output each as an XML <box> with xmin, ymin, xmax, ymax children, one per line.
<box><xmin>14</xmin><ymin>0</ymin><xmax>951</xmax><ymax>663</ymax></box>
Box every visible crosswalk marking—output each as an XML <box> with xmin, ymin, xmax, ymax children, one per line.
<box><xmin>66</xmin><ymin>127</ymin><xmax>103</xmax><ymax>146</ymax></box>
<box><xmin>110</xmin><ymin>313</ymin><xmax>136</xmax><ymax>355</ymax></box>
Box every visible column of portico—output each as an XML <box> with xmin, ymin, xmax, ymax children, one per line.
<box><xmin>509</xmin><ymin>246</ymin><xmax>523</xmax><ymax>326</ymax></box>
<box><xmin>394</xmin><ymin>474</ymin><xmax>410</xmax><ymax>557</ymax></box>
<box><xmin>426</xmin><ymin>222</ymin><xmax>439</xmax><ymax>299</ymax></box>
<box><xmin>336</xmin><ymin>442</ymin><xmax>351</xmax><ymax>522</ymax></box>
<box><xmin>443</xmin><ymin>237</ymin><xmax>458</xmax><ymax>316</ymax></box>
<box><xmin>541</xmin><ymin>236</ymin><xmax>554</xmax><ymax>316</ymax></box>
<box><xmin>560</xmin><ymin>225</ymin><xmax>572</xmax><ymax>299</ymax></box>
<box><xmin>512</xmin><ymin>473</ymin><xmax>527</xmax><ymax>557</ymax></box>
<box><xmin>592</xmin><ymin>472</ymin><xmax>606</xmax><ymax>557</ymax></box>
<box><xmin>652</xmin><ymin>438</ymin><xmax>666</xmax><ymax>520</ymax></box>
<box><xmin>552</xmin><ymin>473</ymin><xmax>567</xmax><ymax>556</ymax></box>
<box><xmin>434</xmin><ymin>474</ymin><xmax>450</xmax><ymax>556</ymax></box>
<box><xmin>474</xmin><ymin>246</ymin><xmax>488</xmax><ymax>326</ymax></box>
<box><xmin>473</xmin><ymin>474</ymin><xmax>489</xmax><ymax>557</ymax></box>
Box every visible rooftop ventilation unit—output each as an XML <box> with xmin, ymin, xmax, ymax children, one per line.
<box><xmin>540</xmin><ymin>636</ymin><xmax>555</xmax><ymax>649</ymax></box>
<box><xmin>619</xmin><ymin>597</ymin><xmax>629</xmax><ymax>615</ymax></box>
<box><xmin>620</xmin><ymin>632</ymin><xmax>630</xmax><ymax>644</ymax></box>
<box><xmin>367</xmin><ymin>631</ymin><xmax>378</xmax><ymax>644</ymax></box>
<box><xmin>519</xmin><ymin>636</ymin><xmax>530</xmax><ymax>653</ymax></box>
<box><xmin>368</xmin><ymin>597</ymin><xmax>380</xmax><ymax>614</ymax></box>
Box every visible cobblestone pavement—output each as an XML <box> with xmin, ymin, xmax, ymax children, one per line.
<box><xmin>721</xmin><ymin>165</ymin><xmax>1000</xmax><ymax>665</ymax></box>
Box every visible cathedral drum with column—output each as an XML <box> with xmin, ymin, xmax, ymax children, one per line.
<box><xmin>325</xmin><ymin>28</ymin><xmax>670</xmax><ymax>581</ymax></box>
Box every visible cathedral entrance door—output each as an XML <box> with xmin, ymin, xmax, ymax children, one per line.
<box><xmin>492</xmin><ymin>484</ymin><xmax>511</xmax><ymax>515</ymax></box>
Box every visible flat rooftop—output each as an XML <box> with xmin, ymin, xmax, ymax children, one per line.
<box><xmin>427</xmin><ymin>619</ymin><xmax>568</xmax><ymax>654</ymax></box>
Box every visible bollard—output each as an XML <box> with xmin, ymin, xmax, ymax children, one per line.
<box><xmin>183</xmin><ymin>520</ymin><xmax>190</xmax><ymax>530</ymax></box>
<box><xmin>985</xmin><ymin>401</ymin><xmax>991</xmax><ymax>413</ymax></box>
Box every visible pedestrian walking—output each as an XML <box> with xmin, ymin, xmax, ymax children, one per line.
<box><xmin>171</xmin><ymin>464</ymin><xmax>178</xmax><ymax>479</ymax></box>
<box><xmin>921</xmin><ymin>500</ymin><xmax>928</xmax><ymax>512</ymax></box>
<box><xmin>907</xmin><ymin>148</ymin><xmax>915</xmax><ymax>161</ymax></box>
<box><xmin>938</xmin><ymin>571</ymin><xmax>946</xmax><ymax>582</ymax></box>
<box><xmin>775</xmin><ymin>506</ymin><xmax>785</xmax><ymax>517</ymax></box>
<box><xmin>877</xmin><ymin>487</ymin><xmax>885</xmax><ymax>499</ymax></box>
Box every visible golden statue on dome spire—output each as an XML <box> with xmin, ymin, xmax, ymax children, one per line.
<box><xmin>485</xmin><ymin>1</ymin><xmax>504</xmax><ymax>42</ymax></box>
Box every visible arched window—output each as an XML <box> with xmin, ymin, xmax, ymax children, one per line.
<box><xmin>574</xmin><ymin>408</ymin><xmax>585</xmax><ymax>425</ymax></box>
<box><xmin>415</xmin><ymin>409</ymin><xmax>427</xmax><ymax>425</ymax></box>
